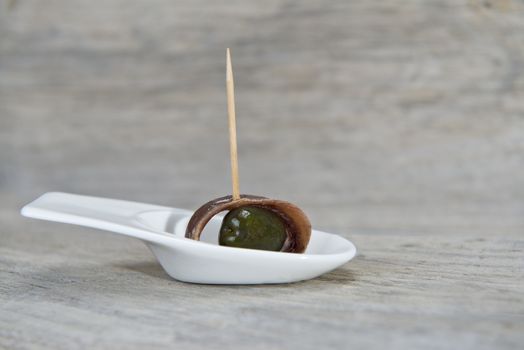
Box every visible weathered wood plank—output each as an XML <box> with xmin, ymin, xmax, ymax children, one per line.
<box><xmin>1</xmin><ymin>221</ymin><xmax>523</xmax><ymax>350</ymax></box>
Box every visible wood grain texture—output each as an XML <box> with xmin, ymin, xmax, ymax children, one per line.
<box><xmin>1</xmin><ymin>0</ymin><xmax>524</xmax><ymax>349</ymax></box>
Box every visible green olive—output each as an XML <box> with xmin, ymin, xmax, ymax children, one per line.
<box><xmin>219</xmin><ymin>206</ymin><xmax>287</xmax><ymax>251</ymax></box>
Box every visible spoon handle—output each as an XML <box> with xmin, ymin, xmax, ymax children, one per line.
<box><xmin>21</xmin><ymin>192</ymin><xmax>188</xmax><ymax>245</ymax></box>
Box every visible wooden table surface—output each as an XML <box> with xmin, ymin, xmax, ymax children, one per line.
<box><xmin>1</xmin><ymin>1</ymin><xmax>523</xmax><ymax>349</ymax></box>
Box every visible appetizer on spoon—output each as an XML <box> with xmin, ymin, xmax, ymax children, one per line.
<box><xmin>185</xmin><ymin>49</ymin><xmax>311</xmax><ymax>253</ymax></box>
<box><xmin>20</xmin><ymin>49</ymin><xmax>356</xmax><ymax>284</ymax></box>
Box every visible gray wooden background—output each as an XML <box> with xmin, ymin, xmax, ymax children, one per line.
<box><xmin>1</xmin><ymin>1</ymin><xmax>523</xmax><ymax>349</ymax></box>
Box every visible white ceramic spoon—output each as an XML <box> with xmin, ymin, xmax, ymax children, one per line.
<box><xmin>21</xmin><ymin>192</ymin><xmax>357</xmax><ymax>284</ymax></box>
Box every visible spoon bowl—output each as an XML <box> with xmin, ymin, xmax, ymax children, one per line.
<box><xmin>21</xmin><ymin>192</ymin><xmax>357</xmax><ymax>284</ymax></box>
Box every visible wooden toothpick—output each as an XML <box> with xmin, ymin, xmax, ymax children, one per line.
<box><xmin>226</xmin><ymin>48</ymin><xmax>240</xmax><ymax>201</ymax></box>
